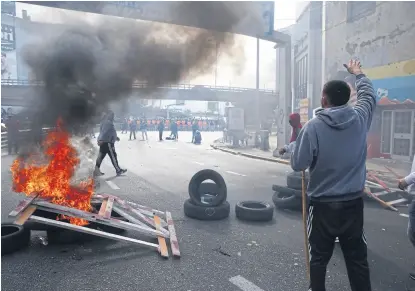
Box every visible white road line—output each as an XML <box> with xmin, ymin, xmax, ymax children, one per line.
<box><xmin>399</xmin><ymin>213</ymin><xmax>409</xmax><ymax>218</ymax></box>
<box><xmin>106</xmin><ymin>180</ymin><xmax>120</xmax><ymax>190</ymax></box>
<box><xmin>226</xmin><ymin>171</ymin><xmax>247</xmax><ymax>177</ymax></box>
<box><xmin>192</xmin><ymin>161</ymin><xmax>205</xmax><ymax>166</ymax></box>
<box><xmin>229</xmin><ymin>275</ymin><xmax>265</xmax><ymax>291</ymax></box>
<box><xmin>388</xmin><ymin>198</ymin><xmax>408</xmax><ymax>205</ymax></box>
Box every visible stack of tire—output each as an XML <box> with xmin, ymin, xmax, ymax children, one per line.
<box><xmin>184</xmin><ymin>169</ymin><xmax>230</xmax><ymax>220</ymax></box>
<box><xmin>272</xmin><ymin>171</ymin><xmax>309</xmax><ymax>211</ymax></box>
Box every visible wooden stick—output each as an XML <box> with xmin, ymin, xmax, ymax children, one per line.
<box><xmin>14</xmin><ymin>205</ymin><xmax>37</xmax><ymax>225</ymax></box>
<box><xmin>301</xmin><ymin>171</ymin><xmax>310</xmax><ymax>281</ymax></box>
<box><xmin>154</xmin><ymin>215</ymin><xmax>169</xmax><ymax>258</ymax></box>
<box><xmin>364</xmin><ymin>187</ymin><xmax>398</xmax><ymax>212</ymax></box>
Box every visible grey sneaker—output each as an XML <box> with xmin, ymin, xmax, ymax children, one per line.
<box><xmin>116</xmin><ymin>169</ymin><xmax>127</xmax><ymax>176</ymax></box>
<box><xmin>94</xmin><ymin>167</ymin><xmax>104</xmax><ymax>176</ymax></box>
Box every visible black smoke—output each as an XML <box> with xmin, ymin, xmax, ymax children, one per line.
<box><xmin>21</xmin><ymin>1</ymin><xmax>261</xmax><ymax>131</ymax></box>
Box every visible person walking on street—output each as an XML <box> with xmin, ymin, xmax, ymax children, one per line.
<box><xmin>5</xmin><ymin>115</ymin><xmax>20</xmax><ymax>155</ymax></box>
<box><xmin>140</xmin><ymin>118</ymin><xmax>148</xmax><ymax>141</ymax></box>
<box><xmin>95</xmin><ymin>111</ymin><xmax>127</xmax><ymax>176</ymax></box>
<box><xmin>158</xmin><ymin>119</ymin><xmax>165</xmax><ymax>141</ymax></box>
<box><xmin>291</xmin><ymin>60</ymin><xmax>376</xmax><ymax>291</ymax></box>
<box><xmin>398</xmin><ymin>154</ymin><xmax>415</xmax><ymax>291</ymax></box>
<box><xmin>129</xmin><ymin>118</ymin><xmax>137</xmax><ymax>140</ymax></box>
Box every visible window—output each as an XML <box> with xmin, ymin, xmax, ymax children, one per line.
<box><xmin>294</xmin><ymin>55</ymin><xmax>308</xmax><ymax>111</ymax></box>
<box><xmin>347</xmin><ymin>1</ymin><xmax>376</xmax><ymax>22</ymax></box>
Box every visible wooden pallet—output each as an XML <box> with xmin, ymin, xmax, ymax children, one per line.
<box><xmin>9</xmin><ymin>193</ymin><xmax>181</xmax><ymax>259</ymax></box>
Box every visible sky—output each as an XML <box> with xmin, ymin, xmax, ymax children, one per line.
<box><xmin>14</xmin><ymin>1</ymin><xmax>298</xmax><ymax>90</ymax></box>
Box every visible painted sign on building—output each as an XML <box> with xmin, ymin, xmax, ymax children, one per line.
<box><xmin>299</xmin><ymin>98</ymin><xmax>309</xmax><ymax>124</ymax></box>
<box><xmin>1</xmin><ymin>23</ymin><xmax>17</xmax><ymax>80</ymax></box>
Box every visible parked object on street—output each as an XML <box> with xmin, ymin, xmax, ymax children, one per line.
<box><xmin>235</xmin><ymin>201</ymin><xmax>274</xmax><ymax>222</ymax></box>
<box><xmin>272</xmin><ymin>190</ymin><xmax>303</xmax><ymax>211</ymax></box>
<box><xmin>188</xmin><ymin>169</ymin><xmax>227</xmax><ymax>207</ymax></box>
<box><xmin>8</xmin><ymin>193</ymin><xmax>181</xmax><ymax>259</ymax></box>
<box><xmin>1</xmin><ymin>223</ymin><xmax>31</xmax><ymax>255</ymax></box>
<box><xmin>287</xmin><ymin>171</ymin><xmax>309</xmax><ymax>190</ymax></box>
<box><xmin>183</xmin><ymin>199</ymin><xmax>230</xmax><ymax>221</ymax></box>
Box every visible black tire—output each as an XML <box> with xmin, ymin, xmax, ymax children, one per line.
<box><xmin>235</xmin><ymin>201</ymin><xmax>274</xmax><ymax>222</ymax></box>
<box><xmin>188</xmin><ymin>169</ymin><xmax>227</xmax><ymax>207</ymax></box>
<box><xmin>183</xmin><ymin>199</ymin><xmax>230</xmax><ymax>221</ymax></box>
<box><xmin>286</xmin><ymin>171</ymin><xmax>309</xmax><ymax>190</ymax></box>
<box><xmin>272</xmin><ymin>191</ymin><xmax>302</xmax><ymax>211</ymax></box>
<box><xmin>2</xmin><ymin>224</ymin><xmax>31</xmax><ymax>255</ymax></box>
<box><xmin>272</xmin><ymin>184</ymin><xmax>302</xmax><ymax>197</ymax></box>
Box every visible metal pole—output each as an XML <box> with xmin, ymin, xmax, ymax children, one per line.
<box><xmin>215</xmin><ymin>42</ymin><xmax>218</xmax><ymax>87</ymax></box>
<box><xmin>256</xmin><ymin>37</ymin><xmax>260</xmax><ymax>128</ymax></box>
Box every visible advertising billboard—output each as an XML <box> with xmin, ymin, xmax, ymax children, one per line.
<box><xmin>1</xmin><ymin>23</ymin><xmax>17</xmax><ymax>80</ymax></box>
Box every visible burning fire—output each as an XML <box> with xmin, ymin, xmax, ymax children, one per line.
<box><xmin>11</xmin><ymin>119</ymin><xmax>94</xmax><ymax>225</ymax></box>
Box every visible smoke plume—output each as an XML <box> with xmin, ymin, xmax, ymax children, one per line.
<box><xmin>21</xmin><ymin>1</ymin><xmax>262</xmax><ymax>130</ymax></box>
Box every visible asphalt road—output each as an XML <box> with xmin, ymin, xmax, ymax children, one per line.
<box><xmin>1</xmin><ymin>131</ymin><xmax>413</xmax><ymax>291</ymax></box>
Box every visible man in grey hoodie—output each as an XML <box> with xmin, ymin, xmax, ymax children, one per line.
<box><xmin>95</xmin><ymin>110</ymin><xmax>127</xmax><ymax>176</ymax></box>
<box><xmin>291</xmin><ymin>60</ymin><xmax>376</xmax><ymax>291</ymax></box>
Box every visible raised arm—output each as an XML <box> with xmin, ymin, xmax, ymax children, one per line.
<box><xmin>344</xmin><ymin>60</ymin><xmax>377</xmax><ymax>130</ymax></box>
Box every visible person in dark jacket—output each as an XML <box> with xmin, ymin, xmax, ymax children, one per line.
<box><xmin>193</xmin><ymin>130</ymin><xmax>202</xmax><ymax>144</ymax></box>
<box><xmin>291</xmin><ymin>60</ymin><xmax>375</xmax><ymax>291</ymax></box>
<box><xmin>170</xmin><ymin>120</ymin><xmax>178</xmax><ymax>140</ymax></box>
<box><xmin>95</xmin><ymin>111</ymin><xmax>127</xmax><ymax>176</ymax></box>
<box><xmin>140</xmin><ymin>118</ymin><xmax>148</xmax><ymax>141</ymax></box>
<box><xmin>158</xmin><ymin>119</ymin><xmax>165</xmax><ymax>141</ymax></box>
<box><xmin>129</xmin><ymin>118</ymin><xmax>137</xmax><ymax>140</ymax></box>
<box><xmin>191</xmin><ymin>120</ymin><xmax>199</xmax><ymax>142</ymax></box>
<box><xmin>5</xmin><ymin>115</ymin><xmax>20</xmax><ymax>155</ymax></box>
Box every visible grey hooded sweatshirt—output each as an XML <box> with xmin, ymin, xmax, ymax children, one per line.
<box><xmin>291</xmin><ymin>74</ymin><xmax>377</xmax><ymax>202</ymax></box>
<box><xmin>98</xmin><ymin>112</ymin><xmax>118</xmax><ymax>143</ymax></box>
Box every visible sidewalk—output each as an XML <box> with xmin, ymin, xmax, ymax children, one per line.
<box><xmin>212</xmin><ymin>140</ymin><xmax>412</xmax><ymax>178</ymax></box>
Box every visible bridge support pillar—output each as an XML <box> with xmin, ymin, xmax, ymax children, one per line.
<box><xmin>275</xmin><ymin>41</ymin><xmax>292</xmax><ymax>150</ymax></box>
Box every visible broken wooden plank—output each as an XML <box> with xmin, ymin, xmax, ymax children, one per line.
<box><xmin>34</xmin><ymin>201</ymin><xmax>166</xmax><ymax>238</ymax></box>
<box><xmin>98</xmin><ymin>197</ymin><xmax>114</xmax><ymax>219</ymax></box>
<box><xmin>154</xmin><ymin>215</ymin><xmax>169</xmax><ymax>258</ymax></box>
<box><xmin>29</xmin><ymin>215</ymin><xmax>159</xmax><ymax>249</ymax></box>
<box><xmin>14</xmin><ymin>205</ymin><xmax>37</xmax><ymax>225</ymax></box>
<box><xmin>9</xmin><ymin>193</ymin><xmax>38</xmax><ymax>217</ymax></box>
<box><xmin>112</xmin><ymin>205</ymin><xmax>154</xmax><ymax>230</ymax></box>
<box><xmin>165</xmin><ymin>211</ymin><xmax>180</xmax><ymax>257</ymax></box>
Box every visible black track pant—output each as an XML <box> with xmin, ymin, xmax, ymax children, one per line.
<box><xmin>308</xmin><ymin>197</ymin><xmax>371</xmax><ymax>291</ymax></box>
<box><xmin>129</xmin><ymin>130</ymin><xmax>136</xmax><ymax>140</ymax></box>
<box><xmin>159</xmin><ymin>130</ymin><xmax>163</xmax><ymax>141</ymax></box>
<box><xmin>95</xmin><ymin>142</ymin><xmax>121</xmax><ymax>172</ymax></box>
<box><xmin>7</xmin><ymin>138</ymin><xmax>18</xmax><ymax>155</ymax></box>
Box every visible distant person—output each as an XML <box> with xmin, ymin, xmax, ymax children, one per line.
<box><xmin>191</xmin><ymin>120</ymin><xmax>199</xmax><ymax>142</ymax></box>
<box><xmin>158</xmin><ymin>119</ymin><xmax>165</xmax><ymax>141</ymax></box>
<box><xmin>5</xmin><ymin>115</ymin><xmax>20</xmax><ymax>155</ymax></box>
<box><xmin>129</xmin><ymin>118</ymin><xmax>137</xmax><ymax>140</ymax></box>
<box><xmin>140</xmin><ymin>118</ymin><xmax>148</xmax><ymax>141</ymax></box>
<box><xmin>121</xmin><ymin>118</ymin><xmax>128</xmax><ymax>134</ymax></box>
<box><xmin>193</xmin><ymin>130</ymin><xmax>202</xmax><ymax>145</ymax></box>
<box><xmin>95</xmin><ymin>111</ymin><xmax>127</xmax><ymax>176</ymax></box>
<box><xmin>170</xmin><ymin>120</ymin><xmax>178</xmax><ymax>140</ymax></box>
<box><xmin>288</xmin><ymin>113</ymin><xmax>302</xmax><ymax>142</ymax></box>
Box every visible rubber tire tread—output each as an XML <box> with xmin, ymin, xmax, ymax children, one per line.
<box><xmin>272</xmin><ymin>184</ymin><xmax>302</xmax><ymax>197</ymax></box>
<box><xmin>235</xmin><ymin>201</ymin><xmax>274</xmax><ymax>222</ymax></box>
<box><xmin>2</xmin><ymin>224</ymin><xmax>31</xmax><ymax>255</ymax></box>
<box><xmin>286</xmin><ymin>171</ymin><xmax>309</xmax><ymax>190</ymax></box>
<box><xmin>272</xmin><ymin>191</ymin><xmax>302</xmax><ymax>211</ymax></box>
<box><xmin>184</xmin><ymin>199</ymin><xmax>230</xmax><ymax>221</ymax></box>
<box><xmin>188</xmin><ymin>169</ymin><xmax>227</xmax><ymax>207</ymax></box>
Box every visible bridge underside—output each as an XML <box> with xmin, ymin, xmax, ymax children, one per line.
<box><xmin>1</xmin><ymin>86</ymin><xmax>278</xmax><ymax>107</ymax></box>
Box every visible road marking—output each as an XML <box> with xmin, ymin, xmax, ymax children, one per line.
<box><xmin>387</xmin><ymin>198</ymin><xmax>408</xmax><ymax>205</ymax></box>
<box><xmin>226</xmin><ymin>171</ymin><xmax>246</xmax><ymax>177</ymax></box>
<box><xmin>399</xmin><ymin>213</ymin><xmax>409</xmax><ymax>218</ymax></box>
<box><xmin>106</xmin><ymin>180</ymin><xmax>120</xmax><ymax>190</ymax></box>
<box><xmin>229</xmin><ymin>275</ymin><xmax>265</xmax><ymax>291</ymax></box>
<box><xmin>192</xmin><ymin>161</ymin><xmax>204</xmax><ymax>166</ymax></box>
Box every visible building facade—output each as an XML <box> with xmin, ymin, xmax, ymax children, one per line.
<box><xmin>324</xmin><ymin>1</ymin><xmax>415</xmax><ymax>160</ymax></box>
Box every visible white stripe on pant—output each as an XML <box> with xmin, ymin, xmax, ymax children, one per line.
<box><xmin>107</xmin><ymin>142</ymin><xmax>121</xmax><ymax>172</ymax></box>
<box><xmin>307</xmin><ymin>205</ymin><xmax>314</xmax><ymax>262</ymax></box>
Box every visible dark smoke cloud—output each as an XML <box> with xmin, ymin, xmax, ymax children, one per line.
<box><xmin>21</xmin><ymin>1</ymin><xmax>259</xmax><ymax>131</ymax></box>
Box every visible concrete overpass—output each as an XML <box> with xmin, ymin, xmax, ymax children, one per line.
<box><xmin>1</xmin><ymin>79</ymin><xmax>278</xmax><ymax>107</ymax></box>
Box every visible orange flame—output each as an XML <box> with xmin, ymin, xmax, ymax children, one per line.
<box><xmin>11</xmin><ymin>119</ymin><xmax>94</xmax><ymax>226</ymax></box>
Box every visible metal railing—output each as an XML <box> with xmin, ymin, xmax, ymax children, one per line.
<box><xmin>1</xmin><ymin>79</ymin><xmax>277</xmax><ymax>95</ymax></box>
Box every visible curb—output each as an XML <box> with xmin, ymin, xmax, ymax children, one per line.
<box><xmin>210</xmin><ymin>145</ymin><xmax>291</xmax><ymax>166</ymax></box>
